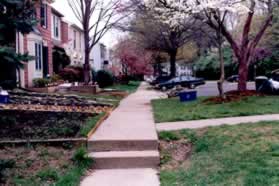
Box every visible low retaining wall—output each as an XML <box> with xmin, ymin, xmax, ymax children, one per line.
<box><xmin>70</xmin><ymin>85</ymin><xmax>100</xmax><ymax>94</ymax></box>
<box><xmin>0</xmin><ymin>138</ymin><xmax>87</xmax><ymax>147</ymax></box>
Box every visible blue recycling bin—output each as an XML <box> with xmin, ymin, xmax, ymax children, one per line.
<box><xmin>0</xmin><ymin>91</ymin><xmax>9</xmax><ymax>104</ymax></box>
<box><xmin>179</xmin><ymin>91</ymin><xmax>197</xmax><ymax>102</ymax></box>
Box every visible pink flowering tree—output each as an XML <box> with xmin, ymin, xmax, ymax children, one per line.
<box><xmin>113</xmin><ymin>38</ymin><xmax>154</xmax><ymax>77</ymax></box>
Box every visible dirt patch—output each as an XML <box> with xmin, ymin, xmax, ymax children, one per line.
<box><xmin>160</xmin><ymin>139</ymin><xmax>192</xmax><ymax>171</ymax></box>
<box><xmin>204</xmin><ymin>90</ymin><xmax>264</xmax><ymax>104</ymax></box>
<box><xmin>0</xmin><ymin>145</ymin><xmax>75</xmax><ymax>185</ymax></box>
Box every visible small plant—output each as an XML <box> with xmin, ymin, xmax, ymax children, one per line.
<box><xmin>160</xmin><ymin>151</ymin><xmax>172</xmax><ymax>165</ymax></box>
<box><xmin>159</xmin><ymin>131</ymin><xmax>180</xmax><ymax>141</ymax></box>
<box><xmin>0</xmin><ymin>116</ymin><xmax>16</xmax><ymax>127</ymax></box>
<box><xmin>33</xmin><ymin>78</ymin><xmax>49</xmax><ymax>88</ymax></box>
<box><xmin>0</xmin><ymin>159</ymin><xmax>15</xmax><ymax>183</ymax></box>
<box><xmin>72</xmin><ymin>147</ymin><xmax>93</xmax><ymax>167</ymax></box>
<box><xmin>36</xmin><ymin>168</ymin><xmax>59</xmax><ymax>182</ymax></box>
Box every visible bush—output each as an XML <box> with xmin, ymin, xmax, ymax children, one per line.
<box><xmin>0</xmin><ymin>80</ymin><xmax>16</xmax><ymax>90</ymax></box>
<box><xmin>50</xmin><ymin>74</ymin><xmax>62</xmax><ymax>83</ymax></box>
<box><xmin>96</xmin><ymin>70</ymin><xmax>114</xmax><ymax>88</ymax></box>
<box><xmin>92</xmin><ymin>69</ymin><xmax>97</xmax><ymax>82</ymax></box>
<box><xmin>33</xmin><ymin>78</ymin><xmax>49</xmax><ymax>88</ymax></box>
<box><xmin>59</xmin><ymin>66</ymin><xmax>84</xmax><ymax>82</ymax></box>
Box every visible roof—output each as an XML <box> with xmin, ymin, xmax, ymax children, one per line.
<box><xmin>51</xmin><ymin>7</ymin><xmax>64</xmax><ymax>17</ymax></box>
<box><xmin>71</xmin><ymin>24</ymin><xmax>83</xmax><ymax>32</ymax></box>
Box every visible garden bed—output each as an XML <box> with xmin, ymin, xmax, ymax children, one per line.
<box><xmin>204</xmin><ymin>90</ymin><xmax>263</xmax><ymax>104</ymax></box>
<box><xmin>159</xmin><ymin>122</ymin><xmax>279</xmax><ymax>186</ymax></box>
<box><xmin>0</xmin><ymin>110</ymin><xmax>101</xmax><ymax>141</ymax></box>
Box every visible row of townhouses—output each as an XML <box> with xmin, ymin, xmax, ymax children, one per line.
<box><xmin>16</xmin><ymin>0</ymin><xmax>109</xmax><ymax>88</ymax></box>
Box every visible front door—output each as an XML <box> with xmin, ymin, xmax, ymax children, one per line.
<box><xmin>34</xmin><ymin>42</ymin><xmax>43</xmax><ymax>78</ymax></box>
<box><xmin>43</xmin><ymin>46</ymin><xmax>49</xmax><ymax>77</ymax></box>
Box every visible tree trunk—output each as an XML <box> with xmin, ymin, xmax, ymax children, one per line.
<box><xmin>238</xmin><ymin>59</ymin><xmax>249</xmax><ymax>91</ymax></box>
<box><xmin>169</xmin><ymin>49</ymin><xmax>177</xmax><ymax>77</ymax></box>
<box><xmin>217</xmin><ymin>23</ymin><xmax>225</xmax><ymax>99</ymax></box>
<box><xmin>217</xmin><ymin>44</ymin><xmax>225</xmax><ymax>99</ymax></box>
<box><xmin>83</xmin><ymin>29</ymin><xmax>91</xmax><ymax>84</ymax></box>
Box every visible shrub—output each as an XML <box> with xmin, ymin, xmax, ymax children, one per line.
<box><xmin>0</xmin><ymin>80</ymin><xmax>16</xmax><ymax>90</ymax></box>
<box><xmin>33</xmin><ymin>78</ymin><xmax>49</xmax><ymax>88</ymax></box>
<box><xmin>96</xmin><ymin>70</ymin><xmax>114</xmax><ymax>88</ymax></box>
<box><xmin>50</xmin><ymin>74</ymin><xmax>62</xmax><ymax>83</ymax></box>
<box><xmin>59</xmin><ymin>66</ymin><xmax>84</xmax><ymax>82</ymax></box>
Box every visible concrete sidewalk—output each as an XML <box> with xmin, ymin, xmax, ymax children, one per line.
<box><xmin>81</xmin><ymin>83</ymin><xmax>163</xmax><ymax>186</ymax></box>
<box><xmin>157</xmin><ymin>114</ymin><xmax>279</xmax><ymax>131</ymax></box>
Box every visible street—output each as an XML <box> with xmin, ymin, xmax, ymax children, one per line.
<box><xmin>196</xmin><ymin>81</ymin><xmax>256</xmax><ymax>97</ymax></box>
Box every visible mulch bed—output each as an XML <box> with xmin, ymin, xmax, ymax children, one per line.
<box><xmin>0</xmin><ymin>110</ymin><xmax>96</xmax><ymax>140</ymax></box>
<box><xmin>203</xmin><ymin>90</ymin><xmax>265</xmax><ymax>104</ymax></box>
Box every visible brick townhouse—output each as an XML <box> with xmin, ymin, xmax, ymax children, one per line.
<box><xmin>16</xmin><ymin>0</ymin><xmax>68</xmax><ymax>87</ymax></box>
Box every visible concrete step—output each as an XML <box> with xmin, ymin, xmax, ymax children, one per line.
<box><xmin>88</xmin><ymin>139</ymin><xmax>158</xmax><ymax>152</ymax></box>
<box><xmin>89</xmin><ymin>150</ymin><xmax>160</xmax><ymax>169</ymax></box>
<box><xmin>80</xmin><ymin>168</ymin><xmax>160</xmax><ymax>186</ymax></box>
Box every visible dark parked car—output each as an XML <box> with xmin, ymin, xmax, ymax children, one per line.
<box><xmin>156</xmin><ymin>76</ymin><xmax>205</xmax><ymax>90</ymax></box>
<box><xmin>227</xmin><ymin>75</ymin><xmax>239</xmax><ymax>82</ymax></box>
<box><xmin>150</xmin><ymin>76</ymin><xmax>172</xmax><ymax>86</ymax></box>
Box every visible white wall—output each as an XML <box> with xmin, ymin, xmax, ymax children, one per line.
<box><xmin>65</xmin><ymin>25</ymin><xmax>84</xmax><ymax>66</ymax></box>
<box><xmin>161</xmin><ymin>60</ymin><xmax>193</xmax><ymax>76</ymax></box>
<box><xmin>90</xmin><ymin>43</ymin><xmax>108</xmax><ymax>71</ymax></box>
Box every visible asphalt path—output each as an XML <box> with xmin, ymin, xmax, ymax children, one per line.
<box><xmin>196</xmin><ymin>81</ymin><xmax>256</xmax><ymax>97</ymax></box>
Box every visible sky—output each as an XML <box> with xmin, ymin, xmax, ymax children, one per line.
<box><xmin>52</xmin><ymin>0</ymin><xmax>123</xmax><ymax>48</ymax></box>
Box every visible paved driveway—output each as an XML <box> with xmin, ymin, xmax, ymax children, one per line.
<box><xmin>196</xmin><ymin>81</ymin><xmax>255</xmax><ymax>97</ymax></box>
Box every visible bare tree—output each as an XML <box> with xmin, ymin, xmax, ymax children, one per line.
<box><xmin>68</xmin><ymin>0</ymin><xmax>130</xmax><ymax>83</ymax></box>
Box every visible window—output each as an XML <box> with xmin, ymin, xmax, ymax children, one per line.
<box><xmin>73</xmin><ymin>30</ymin><xmax>77</xmax><ymax>49</ymax></box>
<box><xmin>35</xmin><ymin>43</ymin><xmax>42</xmax><ymax>71</ymax></box>
<box><xmin>53</xmin><ymin>15</ymin><xmax>60</xmax><ymax>39</ymax></box>
<box><xmin>40</xmin><ymin>4</ymin><xmax>47</xmax><ymax>28</ymax></box>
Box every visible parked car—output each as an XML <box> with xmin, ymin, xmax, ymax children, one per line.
<box><xmin>256</xmin><ymin>70</ymin><xmax>279</xmax><ymax>95</ymax></box>
<box><xmin>156</xmin><ymin>76</ymin><xmax>205</xmax><ymax>90</ymax></box>
<box><xmin>227</xmin><ymin>75</ymin><xmax>239</xmax><ymax>82</ymax></box>
<box><xmin>150</xmin><ymin>75</ymin><xmax>172</xmax><ymax>86</ymax></box>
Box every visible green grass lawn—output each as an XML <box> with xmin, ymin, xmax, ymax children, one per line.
<box><xmin>152</xmin><ymin>96</ymin><xmax>279</xmax><ymax>123</ymax></box>
<box><xmin>108</xmin><ymin>81</ymin><xmax>141</xmax><ymax>93</ymax></box>
<box><xmin>159</xmin><ymin>121</ymin><xmax>279</xmax><ymax>186</ymax></box>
